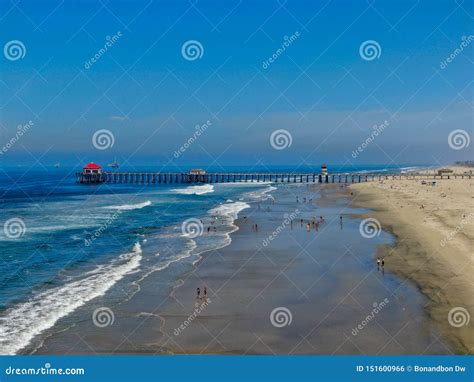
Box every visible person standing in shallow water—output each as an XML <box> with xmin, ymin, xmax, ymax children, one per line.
<box><xmin>376</xmin><ymin>258</ymin><xmax>380</xmax><ymax>270</ymax></box>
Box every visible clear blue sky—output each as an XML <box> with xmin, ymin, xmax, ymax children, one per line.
<box><xmin>0</xmin><ymin>0</ymin><xmax>472</xmax><ymax>168</ymax></box>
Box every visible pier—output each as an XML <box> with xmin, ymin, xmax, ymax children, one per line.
<box><xmin>76</xmin><ymin>171</ymin><xmax>471</xmax><ymax>185</ymax></box>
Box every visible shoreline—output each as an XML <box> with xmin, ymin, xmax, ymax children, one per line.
<box><xmin>21</xmin><ymin>173</ymin><xmax>470</xmax><ymax>355</ymax></box>
<box><xmin>350</xmin><ymin>166</ymin><xmax>473</xmax><ymax>354</ymax></box>
<box><xmin>154</xmin><ymin>183</ymin><xmax>448</xmax><ymax>355</ymax></box>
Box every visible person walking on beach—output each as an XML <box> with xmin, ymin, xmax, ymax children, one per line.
<box><xmin>376</xmin><ymin>258</ymin><xmax>380</xmax><ymax>270</ymax></box>
<box><xmin>381</xmin><ymin>258</ymin><xmax>385</xmax><ymax>269</ymax></box>
<box><xmin>197</xmin><ymin>287</ymin><xmax>201</xmax><ymax>299</ymax></box>
<box><xmin>203</xmin><ymin>287</ymin><xmax>207</xmax><ymax>300</ymax></box>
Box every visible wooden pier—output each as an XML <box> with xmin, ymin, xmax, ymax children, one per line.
<box><xmin>76</xmin><ymin>171</ymin><xmax>471</xmax><ymax>185</ymax></box>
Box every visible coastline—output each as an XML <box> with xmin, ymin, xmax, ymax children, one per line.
<box><xmin>350</xmin><ymin>166</ymin><xmax>473</xmax><ymax>354</ymax></box>
<box><xmin>155</xmin><ymin>183</ymin><xmax>449</xmax><ymax>355</ymax></box>
<box><xmin>18</xmin><ymin>171</ymin><xmax>470</xmax><ymax>355</ymax></box>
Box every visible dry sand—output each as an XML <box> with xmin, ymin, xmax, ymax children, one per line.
<box><xmin>350</xmin><ymin>166</ymin><xmax>474</xmax><ymax>353</ymax></box>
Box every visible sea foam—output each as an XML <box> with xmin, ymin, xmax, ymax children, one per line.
<box><xmin>104</xmin><ymin>201</ymin><xmax>152</xmax><ymax>210</ymax></box>
<box><xmin>0</xmin><ymin>243</ymin><xmax>142</xmax><ymax>355</ymax></box>
<box><xmin>171</xmin><ymin>184</ymin><xmax>214</xmax><ymax>195</ymax></box>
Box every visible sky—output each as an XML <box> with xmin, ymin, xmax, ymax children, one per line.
<box><xmin>0</xmin><ymin>0</ymin><xmax>472</xmax><ymax>169</ymax></box>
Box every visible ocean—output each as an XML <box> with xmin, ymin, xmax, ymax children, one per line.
<box><xmin>0</xmin><ymin>164</ymin><xmax>421</xmax><ymax>354</ymax></box>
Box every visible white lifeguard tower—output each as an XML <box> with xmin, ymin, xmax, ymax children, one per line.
<box><xmin>321</xmin><ymin>164</ymin><xmax>328</xmax><ymax>176</ymax></box>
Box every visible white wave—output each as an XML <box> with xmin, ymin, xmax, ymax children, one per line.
<box><xmin>209</xmin><ymin>201</ymin><xmax>250</xmax><ymax>220</ymax></box>
<box><xmin>171</xmin><ymin>184</ymin><xmax>214</xmax><ymax>195</ymax></box>
<box><xmin>0</xmin><ymin>243</ymin><xmax>142</xmax><ymax>355</ymax></box>
<box><xmin>399</xmin><ymin>166</ymin><xmax>420</xmax><ymax>173</ymax></box>
<box><xmin>354</xmin><ymin>169</ymin><xmax>389</xmax><ymax>174</ymax></box>
<box><xmin>243</xmin><ymin>185</ymin><xmax>277</xmax><ymax>202</ymax></box>
<box><xmin>104</xmin><ymin>201</ymin><xmax>151</xmax><ymax>210</ymax></box>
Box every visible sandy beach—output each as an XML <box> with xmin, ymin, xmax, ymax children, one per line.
<box><xmin>350</xmin><ymin>166</ymin><xmax>474</xmax><ymax>354</ymax></box>
<box><xmin>154</xmin><ymin>184</ymin><xmax>451</xmax><ymax>355</ymax></box>
<box><xmin>27</xmin><ymin>171</ymin><xmax>471</xmax><ymax>355</ymax></box>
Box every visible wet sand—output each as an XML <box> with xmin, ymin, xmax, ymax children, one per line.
<box><xmin>31</xmin><ymin>182</ymin><xmax>460</xmax><ymax>355</ymax></box>
<box><xmin>156</xmin><ymin>184</ymin><xmax>449</xmax><ymax>354</ymax></box>
<box><xmin>350</xmin><ymin>166</ymin><xmax>474</xmax><ymax>354</ymax></box>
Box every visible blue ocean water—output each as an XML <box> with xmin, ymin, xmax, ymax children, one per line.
<box><xmin>0</xmin><ymin>164</ymin><xmax>420</xmax><ymax>354</ymax></box>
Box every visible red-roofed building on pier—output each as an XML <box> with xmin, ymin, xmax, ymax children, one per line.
<box><xmin>83</xmin><ymin>162</ymin><xmax>103</xmax><ymax>174</ymax></box>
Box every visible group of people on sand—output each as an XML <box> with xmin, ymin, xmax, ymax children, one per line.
<box><xmin>203</xmin><ymin>216</ymin><xmax>225</xmax><ymax>233</ymax></box>
<box><xmin>298</xmin><ymin>216</ymin><xmax>325</xmax><ymax>232</ymax></box>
